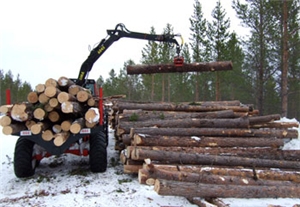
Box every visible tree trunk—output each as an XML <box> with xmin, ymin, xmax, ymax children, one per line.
<box><xmin>44</xmin><ymin>86</ymin><xmax>61</xmax><ymax>98</ymax></box>
<box><xmin>133</xmin><ymin>149</ymin><xmax>300</xmax><ymax>169</ymax></box>
<box><xmin>27</xmin><ymin>91</ymin><xmax>39</xmax><ymax>104</ymax></box>
<box><xmin>2</xmin><ymin>123</ymin><xmax>26</xmax><ymax>135</ymax></box>
<box><xmin>154</xmin><ymin>179</ymin><xmax>300</xmax><ymax>198</ymax></box>
<box><xmin>61</xmin><ymin>101</ymin><xmax>83</xmax><ymax>113</ymax></box>
<box><xmin>129</xmin><ymin>127</ymin><xmax>298</xmax><ymax>139</ymax></box>
<box><xmin>53</xmin><ymin>132</ymin><xmax>70</xmax><ymax>146</ymax></box>
<box><xmin>11</xmin><ymin>103</ymin><xmax>33</xmax><ymax>122</ymax></box>
<box><xmin>133</xmin><ymin>134</ymin><xmax>285</xmax><ymax>148</ymax></box>
<box><xmin>57</xmin><ymin>92</ymin><xmax>76</xmax><ymax>103</ymax></box>
<box><xmin>126</xmin><ymin>61</ymin><xmax>233</xmax><ymax>74</ymax></box>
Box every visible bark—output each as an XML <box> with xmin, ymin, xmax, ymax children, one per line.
<box><xmin>248</xmin><ymin>114</ymin><xmax>281</xmax><ymax>124</ymax></box>
<box><xmin>133</xmin><ymin>149</ymin><xmax>300</xmax><ymax>169</ymax></box>
<box><xmin>118</xmin><ymin>117</ymin><xmax>249</xmax><ymax>133</ymax></box>
<box><xmin>118</xmin><ymin>110</ymin><xmax>235</xmax><ymax>122</ymax></box>
<box><xmin>115</xmin><ymin>102</ymin><xmax>250</xmax><ymax>113</ymax></box>
<box><xmin>154</xmin><ymin>179</ymin><xmax>300</xmax><ymax>198</ymax></box>
<box><xmin>148</xmin><ymin>164</ymin><xmax>300</xmax><ymax>183</ymax></box>
<box><xmin>138</xmin><ymin>166</ymin><xmax>296</xmax><ymax>186</ymax></box>
<box><xmin>126</xmin><ymin>61</ymin><xmax>233</xmax><ymax>74</ymax></box>
<box><xmin>133</xmin><ymin>134</ymin><xmax>285</xmax><ymax>148</ymax></box>
<box><xmin>129</xmin><ymin>127</ymin><xmax>298</xmax><ymax>139</ymax></box>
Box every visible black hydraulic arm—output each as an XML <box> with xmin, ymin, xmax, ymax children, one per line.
<box><xmin>77</xmin><ymin>23</ymin><xmax>182</xmax><ymax>86</ymax></box>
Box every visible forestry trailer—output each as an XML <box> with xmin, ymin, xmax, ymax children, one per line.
<box><xmin>11</xmin><ymin>23</ymin><xmax>183</xmax><ymax>178</ymax></box>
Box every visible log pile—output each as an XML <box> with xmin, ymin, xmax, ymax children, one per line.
<box><xmin>111</xmin><ymin>100</ymin><xmax>300</xmax><ymax>204</ymax></box>
<box><xmin>0</xmin><ymin>77</ymin><xmax>101</xmax><ymax>146</ymax></box>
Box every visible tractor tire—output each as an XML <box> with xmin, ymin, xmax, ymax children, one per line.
<box><xmin>89</xmin><ymin>131</ymin><xmax>107</xmax><ymax>173</ymax></box>
<box><xmin>14</xmin><ymin>138</ymin><xmax>37</xmax><ymax>178</ymax></box>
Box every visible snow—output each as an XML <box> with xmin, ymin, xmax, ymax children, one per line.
<box><xmin>1</xmin><ymin>117</ymin><xmax>300</xmax><ymax>207</ymax></box>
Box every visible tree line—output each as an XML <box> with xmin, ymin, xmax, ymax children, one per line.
<box><xmin>99</xmin><ymin>0</ymin><xmax>300</xmax><ymax>120</ymax></box>
<box><xmin>1</xmin><ymin>0</ymin><xmax>299</xmax><ymax>121</ymax></box>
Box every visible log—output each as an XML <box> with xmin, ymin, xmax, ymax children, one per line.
<box><xmin>138</xmin><ymin>166</ymin><xmax>297</xmax><ymax>186</ymax></box>
<box><xmin>148</xmin><ymin>164</ymin><xmax>300</xmax><ymax>183</ymax></box>
<box><xmin>27</xmin><ymin>91</ymin><xmax>39</xmax><ymax>104</ymax></box>
<box><xmin>61</xmin><ymin>101</ymin><xmax>83</xmax><ymax>114</ymax></box>
<box><xmin>38</xmin><ymin>93</ymin><xmax>50</xmax><ymax>104</ymax></box>
<box><xmin>129</xmin><ymin>128</ymin><xmax>298</xmax><ymax>139</ymax></box>
<box><xmin>42</xmin><ymin>129</ymin><xmax>54</xmax><ymax>141</ymax></box>
<box><xmin>61</xmin><ymin>119</ymin><xmax>72</xmax><ymax>131</ymax></box>
<box><xmin>45</xmin><ymin>78</ymin><xmax>58</xmax><ymax>87</ymax></box>
<box><xmin>133</xmin><ymin>134</ymin><xmax>285</xmax><ymax>148</ymax></box>
<box><xmin>130</xmin><ymin>146</ymin><xmax>300</xmax><ymax>161</ymax></box>
<box><xmin>115</xmin><ymin>102</ymin><xmax>250</xmax><ymax>113</ymax></box>
<box><xmin>85</xmin><ymin>120</ymin><xmax>97</xmax><ymax>128</ymax></box>
<box><xmin>44</xmin><ymin>103</ymin><xmax>54</xmax><ymax>112</ymax></box>
<box><xmin>70</xmin><ymin>118</ymin><xmax>85</xmax><ymax>134</ymax></box>
<box><xmin>25</xmin><ymin>120</ymin><xmax>36</xmax><ymax>130</ymax></box>
<box><xmin>133</xmin><ymin>149</ymin><xmax>300</xmax><ymax>169</ymax></box>
<box><xmin>119</xmin><ymin>117</ymin><xmax>249</xmax><ymax>132</ymax></box>
<box><xmin>154</xmin><ymin>179</ymin><xmax>300</xmax><ymax>198</ymax></box>
<box><xmin>87</xmin><ymin>98</ymin><xmax>98</xmax><ymax>107</ymax></box>
<box><xmin>44</xmin><ymin>86</ymin><xmax>61</xmax><ymax>98</ymax></box>
<box><xmin>52</xmin><ymin>124</ymin><xmax>62</xmax><ymax>133</ymax></box>
<box><xmin>123</xmin><ymin>164</ymin><xmax>142</xmax><ymax>174</ymax></box>
<box><xmin>0</xmin><ymin>104</ymin><xmax>13</xmax><ymax>114</ymax></box>
<box><xmin>31</xmin><ymin>122</ymin><xmax>50</xmax><ymax>134</ymax></box>
<box><xmin>49</xmin><ymin>98</ymin><xmax>60</xmax><ymax>108</ymax></box>
<box><xmin>48</xmin><ymin>111</ymin><xmax>60</xmax><ymax>122</ymax></box>
<box><xmin>35</xmin><ymin>83</ymin><xmax>46</xmax><ymax>94</ymax></box>
<box><xmin>0</xmin><ymin>115</ymin><xmax>12</xmax><ymax>127</ymax></box>
<box><xmin>248</xmin><ymin>114</ymin><xmax>281</xmax><ymax>124</ymax></box>
<box><xmin>126</xmin><ymin>61</ymin><xmax>233</xmax><ymax>74</ymax></box>
<box><xmin>57</xmin><ymin>76</ymin><xmax>75</xmax><ymax>88</ymax></box>
<box><xmin>77</xmin><ymin>90</ymin><xmax>92</xmax><ymax>102</ymax></box>
<box><xmin>84</xmin><ymin>107</ymin><xmax>99</xmax><ymax>124</ymax></box>
<box><xmin>10</xmin><ymin>103</ymin><xmax>33</xmax><ymax>122</ymax></box>
<box><xmin>57</xmin><ymin>92</ymin><xmax>76</xmax><ymax>103</ymax></box>
<box><xmin>251</xmin><ymin>122</ymin><xmax>299</xmax><ymax>129</ymax></box>
<box><xmin>118</xmin><ymin>110</ymin><xmax>236</xmax><ymax>122</ymax></box>
<box><xmin>2</xmin><ymin>123</ymin><xmax>26</xmax><ymax>135</ymax></box>
<box><xmin>33</xmin><ymin>108</ymin><xmax>47</xmax><ymax>120</ymax></box>
<box><xmin>68</xmin><ymin>85</ymin><xmax>86</xmax><ymax>96</ymax></box>
<box><xmin>53</xmin><ymin>132</ymin><xmax>69</xmax><ymax>146</ymax></box>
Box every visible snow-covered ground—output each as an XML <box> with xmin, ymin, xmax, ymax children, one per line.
<box><xmin>1</xmin><ymin>118</ymin><xmax>300</xmax><ymax>207</ymax></box>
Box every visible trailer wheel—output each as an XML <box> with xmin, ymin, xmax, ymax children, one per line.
<box><xmin>14</xmin><ymin>138</ymin><xmax>37</xmax><ymax>178</ymax></box>
<box><xmin>89</xmin><ymin>131</ymin><xmax>107</xmax><ymax>172</ymax></box>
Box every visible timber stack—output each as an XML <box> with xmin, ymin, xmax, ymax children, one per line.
<box><xmin>111</xmin><ymin>100</ymin><xmax>300</xmax><ymax>205</ymax></box>
<box><xmin>0</xmin><ymin>77</ymin><xmax>101</xmax><ymax>146</ymax></box>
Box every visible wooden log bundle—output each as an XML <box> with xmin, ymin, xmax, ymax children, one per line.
<box><xmin>0</xmin><ymin>77</ymin><xmax>101</xmax><ymax>144</ymax></box>
<box><xmin>111</xmin><ymin>99</ymin><xmax>300</xmax><ymax>203</ymax></box>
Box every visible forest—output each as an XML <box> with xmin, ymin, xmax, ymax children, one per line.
<box><xmin>1</xmin><ymin>0</ymin><xmax>300</xmax><ymax>120</ymax></box>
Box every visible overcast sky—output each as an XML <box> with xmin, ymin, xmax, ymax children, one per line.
<box><xmin>0</xmin><ymin>0</ymin><xmax>247</xmax><ymax>88</ymax></box>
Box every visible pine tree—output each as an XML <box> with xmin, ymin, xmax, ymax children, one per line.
<box><xmin>208</xmin><ymin>0</ymin><xmax>231</xmax><ymax>101</ymax></box>
<box><xmin>189</xmin><ymin>0</ymin><xmax>211</xmax><ymax>101</ymax></box>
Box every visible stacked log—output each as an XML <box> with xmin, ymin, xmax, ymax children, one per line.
<box><xmin>0</xmin><ymin>77</ymin><xmax>101</xmax><ymax>146</ymax></box>
<box><xmin>111</xmin><ymin>100</ymin><xmax>300</xmax><ymax>203</ymax></box>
